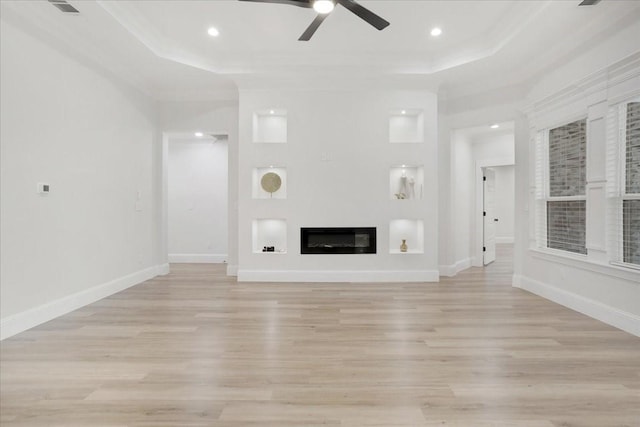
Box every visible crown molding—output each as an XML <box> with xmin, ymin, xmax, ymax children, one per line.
<box><xmin>526</xmin><ymin>52</ymin><xmax>640</xmax><ymax>117</ymax></box>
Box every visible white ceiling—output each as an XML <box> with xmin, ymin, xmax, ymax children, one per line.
<box><xmin>2</xmin><ymin>0</ymin><xmax>639</xmax><ymax>100</ymax></box>
<box><xmin>455</xmin><ymin>121</ymin><xmax>515</xmax><ymax>141</ymax></box>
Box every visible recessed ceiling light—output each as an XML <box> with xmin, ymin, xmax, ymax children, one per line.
<box><xmin>207</xmin><ymin>27</ymin><xmax>219</xmax><ymax>37</ymax></box>
<box><xmin>430</xmin><ymin>27</ymin><xmax>442</xmax><ymax>37</ymax></box>
<box><xmin>195</xmin><ymin>132</ymin><xmax>204</xmax><ymax>137</ymax></box>
<box><xmin>269</xmin><ymin>110</ymin><xmax>275</xmax><ymax>115</ymax></box>
<box><xmin>490</xmin><ymin>124</ymin><xmax>500</xmax><ymax>129</ymax></box>
<box><xmin>313</xmin><ymin>0</ymin><xmax>334</xmax><ymax>14</ymax></box>
<box><xmin>401</xmin><ymin>110</ymin><xmax>406</xmax><ymax>115</ymax></box>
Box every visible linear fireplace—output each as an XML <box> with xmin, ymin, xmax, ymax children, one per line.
<box><xmin>301</xmin><ymin>227</ymin><xmax>376</xmax><ymax>254</ymax></box>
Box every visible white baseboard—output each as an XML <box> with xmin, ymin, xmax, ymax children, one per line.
<box><xmin>226</xmin><ymin>264</ymin><xmax>238</xmax><ymax>277</ymax></box>
<box><xmin>439</xmin><ymin>257</ymin><xmax>472</xmax><ymax>277</ymax></box>
<box><xmin>496</xmin><ymin>237</ymin><xmax>515</xmax><ymax>244</ymax></box>
<box><xmin>0</xmin><ymin>264</ymin><xmax>165</xmax><ymax>341</ymax></box>
<box><xmin>168</xmin><ymin>254</ymin><xmax>227</xmax><ymax>264</ymax></box>
<box><xmin>237</xmin><ymin>269</ymin><xmax>440</xmax><ymax>283</ymax></box>
<box><xmin>158</xmin><ymin>263</ymin><xmax>170</xmax><ymax>275</ymax></box>
<box><xmin>512</xmin><ymin>274</ymin><xmax>640</xmax><ymax>337</ymax></box>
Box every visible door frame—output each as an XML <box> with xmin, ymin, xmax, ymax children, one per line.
<box><xmin>473</xmin><ymin>158</ymin><xmax>514</xmax><ymax>267</ymax></box>
<box><xmin>160</xmin><ymin>131</ymin><xmax>230</xmax><ymax>273</ymax></box>
<box><xmin>482</xmin><ymin>167</ymin><xmax>499</xmax><ymax>265</ymax></box>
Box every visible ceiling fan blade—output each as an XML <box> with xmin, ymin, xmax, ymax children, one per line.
<box><xmin>238</xmin><ymin>0</ymin><xmax>312</xmax><ymax>9</ymax></box>
<box><xmin>299</xmin><ymin>14</ymin><xmax>328</xmax><ymax>41</ymax></box>
<box><xmin>578</xmin><ymin>0</ymin><xmax>601</xmax><ymax>4</ymax></box>
<box><xmin>336</xmin><ymin>0</ymin><xmax>389</xmax><ymax>31</ymax></box>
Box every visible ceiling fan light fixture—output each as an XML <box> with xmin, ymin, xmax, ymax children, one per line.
<box><xmin>313</xmin><ymin>0</ymin><xmax>334</xmax><ymax>14</ymax></box>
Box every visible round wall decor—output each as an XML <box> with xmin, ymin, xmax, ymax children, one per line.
<box><xmin>261</xmin><ymin>172</ymin><xmax>282</xmax><ymax>194</ymax></box>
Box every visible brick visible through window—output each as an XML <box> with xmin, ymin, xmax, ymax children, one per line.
<box><xmin>549</xmin><ymin>120</ymin><xmax>586</xmax><ymax>197</ymax></box>
<box><xmin>547</xmin><ymin>200</ymin><xmax>587</xmax><ymax>255</ymax></box>
<box><xmin>546</xmin><ymin>119</ymin><xmax>587</xmax><ymax>254</ymax></box>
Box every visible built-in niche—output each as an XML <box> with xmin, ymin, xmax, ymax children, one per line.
<box><xmin>252</xmin><ymin>167</ymin><xmax>287</xmax><ymax>199</ymax></box>
<box><xmin>252</xmin><ymin>219</ymin><xmax>287</xmax><ymax>254</ymax></box>
<box><xmin>389</xmin><ymin>219</ymin><xmax>424</xmax><ymax>254</ymax></box>
<box><xmin>389</xmin><ymin>109</ymin><xmax>423</xmax><ymax>143</ymax></box>
<box><xmin>390</xmin><ymin>165</ymin><xmax>424</xmax><ymax>200</ymax></box>
<box><xmin>253</xmin><ymin>109</ymin><xmax>287</xmax><ymax>143</ymax></box>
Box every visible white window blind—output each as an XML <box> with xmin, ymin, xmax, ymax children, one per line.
<box><xmin>607</xmin><ymin>100</ymin><xmax>640</xmax><ymax>267</ymax></box>
<box><xmin>536</xmin><ymin>119</ymin><xmax>587</xmax><ymax>255</ymax></box>
<box><xmin>534</xmin><ymin>132</ymin><xmax>547</xmax><ymax>249</ymax></box>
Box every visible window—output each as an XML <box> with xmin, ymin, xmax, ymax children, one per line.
<box><xmin>607</xmin><ymin>100</ymin><xmax>640</xmax><ymax>267</ymax></box>
<box><xmin>535</xmin><ymin>119</ymin><xmax>587</xmax><ymax>255</ymax></box>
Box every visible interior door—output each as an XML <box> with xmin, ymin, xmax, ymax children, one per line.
<box><xmin>483</xmin><ymin>168</ymin><xmax>496</xmax><ymax>265</ymax></box>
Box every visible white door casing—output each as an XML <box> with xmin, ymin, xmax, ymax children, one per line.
<box><xmin>483</xmin><ymin>168</ymin><xmax>496</xmax><ymax>265</ymax></box>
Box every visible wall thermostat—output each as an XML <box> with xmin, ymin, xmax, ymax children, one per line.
<box><xmin>37</xmin><ymin>183</ymin><xmax>51</xmax><ymax>195</ymax></box>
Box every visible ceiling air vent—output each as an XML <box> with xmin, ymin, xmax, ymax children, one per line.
<box><xmin>48</xmin><ymin>0</ymin><xmax>80</xmax><ymax>14</ymax></box>
<box><xmin>578</xmin><ymin>0</ymin><xmax>602</xmax><ymax>5</ymax></box>
<box><xmin>210</xmin><ymin>134</ymin><xmax>229</xmax><ymax>142</ymax></box>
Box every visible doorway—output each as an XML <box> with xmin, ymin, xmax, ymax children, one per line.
<box><xmin>483</xmin><ymin>167</ymin><xmax>497</xmax><ymax>265</ymax></box>
<box><xmin>481</xmin><ymin>165</ymin><xmax>515</xmax><ymax>266</ymax></box>
<box><xmin>162</xmin><ymin>132</ymin><xmax>229</xmax><ymax>266</ymax></box>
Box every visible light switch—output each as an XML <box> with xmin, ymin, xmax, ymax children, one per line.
<box><xmin>37</xmin><ymin>183</ymin><xmax>50</xmax><ymax>195</ymax></box>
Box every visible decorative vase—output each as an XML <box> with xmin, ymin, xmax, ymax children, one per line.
<box><xmin>400</xmin><ymin>239</ymin><xmax>408</xmax><ymax>253</ymax></box>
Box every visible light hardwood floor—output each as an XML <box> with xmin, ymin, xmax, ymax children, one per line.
<box><xmin>1</xmin><ymin>245</ymin><xmax>639</xmax><ymax>426</ymax></box>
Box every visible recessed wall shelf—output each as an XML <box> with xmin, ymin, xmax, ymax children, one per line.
<box><xmin>253</xmin><ymin>109</ymin><xmax>287</xmax><ymax>143</ymax></box>
<box><xmin>389</xmin><ymin>109</ymin><xmax>423</xmax><ymax>143</ymax></box>
<box><xmin>252</xmin><ymin>219</ymin><xmax>287</xmax><ymax>254</ymax></box>
<box><xmin>253</xmin><ymin>167</ymin><xmax>287</xmax><ymax>199</ymax></box>
<box><xmin>389</xmin><ymin>219</ymin><xmax>424</xmax><ymax>254</ymax></box>
<box><xmin>390</xmin><ymin>165</ymin><xmax>424</xmax><ymax>200</ymax></box>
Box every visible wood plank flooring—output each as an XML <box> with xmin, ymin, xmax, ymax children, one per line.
<box><xmin>2</xmin><ymin>246</ymin><xmax>639</xmax><ymax>426</ymax></box>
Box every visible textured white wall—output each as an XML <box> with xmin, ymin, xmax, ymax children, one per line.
<box><xmin>1</xmin><ymin>20</ymin><xmax>160</xmax><ymax>320</ymax></box>
<box><xmin>168</xmin><ymin>138</ymin><xmax>228</xmax><ymax>261</ymax></box>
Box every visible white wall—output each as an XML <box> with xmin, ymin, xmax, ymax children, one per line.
<box><xmin>0</xmin><ymin>19</ymin><xmax>162</xmax><ymax>338</ymax></box>
<box><xmin>490</xmin><ymin>165</ymin><xmax>515</xmax><ymax>243</ymax></box>
<box><xmin>437</xmin><ymin>103</ymin><xmax>453</xmax><ymax>272</ymax></box>
<box><xmin>450</xmin><ymin>131</ymin><xmax>474</xmax><ymax>269</ymax></box>
<box><xmin>168</xmin><ymin>138</ymin><xmax>228</xmax><ymax>263</ymax></box>
<box><xmin>472</xmin><ymin>133</ymin><xmax>515</xmax><ymax>162</ymax></box>
<box><xmin>237</xmin><ymin>89</ymin><xmax>439</xmax><ymax>282</ymax></box>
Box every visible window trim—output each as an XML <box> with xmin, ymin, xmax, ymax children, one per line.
<box><xmin>607</xmin><ymin>99</ymin><xmax>640</xmax><ymax>268</ymax></box>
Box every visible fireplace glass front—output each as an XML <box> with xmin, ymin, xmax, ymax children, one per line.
<box><xmin>301</xmin><ymin>227</ymin><xmax>376</xmax><ymax>254</ymax></box>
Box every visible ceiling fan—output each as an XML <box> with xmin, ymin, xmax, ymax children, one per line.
<box><xmin>238</xmin><ymin>0</ymin><xmax>390</xmax><ymax>41</ymax></box>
